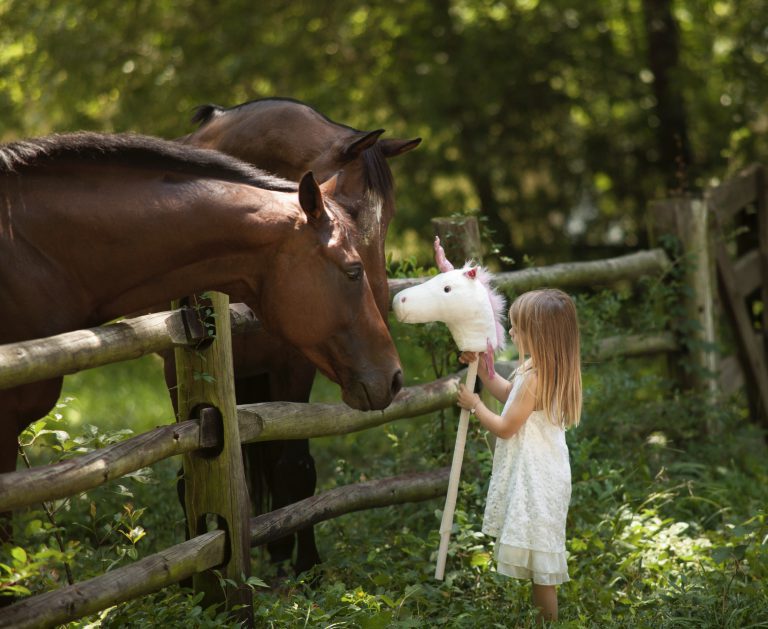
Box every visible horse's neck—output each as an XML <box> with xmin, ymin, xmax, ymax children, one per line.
<box><xmin>185</xmin><ymin>108</ymin><xmax>342</xmax><ymax>177</ymax></box>
<box><xmin>8</xmin><ymin>170</ymin><xmax>295</xmax><ymax>325</ymax></box>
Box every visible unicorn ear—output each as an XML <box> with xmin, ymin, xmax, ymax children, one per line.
<box><xmin>464</xmin><ymin>267</ymin><xmax>478</xmax><ymax>280</ymax></box>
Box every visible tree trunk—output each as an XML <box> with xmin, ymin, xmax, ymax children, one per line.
<box><xmin>642</xmin><ymin>0</ymin><xmax>693</xmax><ymax>192</ymax></box>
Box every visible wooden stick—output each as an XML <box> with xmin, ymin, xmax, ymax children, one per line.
<box><xmin>435</xmin><ymin>358</ymin><xmax>478</xmax><ymax>580</ymax></box>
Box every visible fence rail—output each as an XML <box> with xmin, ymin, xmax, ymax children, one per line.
<box><xmin>0</xmin><ymin>303</ymin><xmax>260</xmax><ymax>391</ymax></box>
<box><xmin>1</xmin><ymin>468</ymin><xmax>449</xmax><ymax>629</ymax></box>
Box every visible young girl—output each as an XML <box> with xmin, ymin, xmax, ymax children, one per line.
<box><xmin>456</xmin><ymin>288</ymin><xmax>582</xmax><ymax>622</ymax></box>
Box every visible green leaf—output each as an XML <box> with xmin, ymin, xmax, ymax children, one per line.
<box><xmin>10</xmin><ymin>547</ymin><xmax>27</xmax><ymax>564</ymax></box>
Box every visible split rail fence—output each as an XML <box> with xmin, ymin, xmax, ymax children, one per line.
<box><xmin>1</xmin><ymin>164</ymin><xmax>763</xmax><ymax>627</ymax></box>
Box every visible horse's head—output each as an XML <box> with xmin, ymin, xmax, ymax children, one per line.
<box><xmin>183</xmin><ymin>98</ymin><xmax>421</xmax><ymax>319</ymax></box>
<box><xmin>393</xmin><ymin>237</ymin><xmax>507</xmax><ymax>374</ymax></box>
<box><xmin>257</xmin><ymin>172</ymin><xmax>403</xmax><ymax>410</ymax></box>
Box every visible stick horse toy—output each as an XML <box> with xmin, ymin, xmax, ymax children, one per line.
<box><xmin>393</xmin><ymin>237</ymin><xmax>506</xmax><ymax>580</ymax></box>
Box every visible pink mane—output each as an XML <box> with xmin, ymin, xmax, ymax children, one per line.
<box><xmin>463</xmin><ymin>263</ymin><xmax>507</xmax><ymax>351</ymax></box>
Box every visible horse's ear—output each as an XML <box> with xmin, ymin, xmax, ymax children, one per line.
<box><xmin>298</xmin><ymin>171</ymin><xmax>326</xmax><ymax>223</ymax></box>
<box><xmin>341</xmin><ymin>129</ymin><xmax>385</xmax><ymax>161</ymax></box>
<box><xmin>464</xmin><ymin>267</ymin><xmax>478</xmax><ymax>280</ymax></box>
<box><xmin>379</xmin><ymin>137</ymin><xmax>422</xmax><ymax>158</ymax></box>
<box><xmin>319</xmin><ymin>172</ymin><xmax>339</xmax><ymax>198</ymax></box>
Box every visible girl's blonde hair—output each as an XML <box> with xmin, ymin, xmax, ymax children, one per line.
<box><xmin>509</xmin><ymin>288</ymin><xmax>582</xmax><ymax>428</ymax></box>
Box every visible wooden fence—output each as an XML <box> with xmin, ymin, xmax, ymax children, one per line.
<box><xmin>0</xmin><ymin>234</ymin><xmax>719</xmax><ymax>628</ymax></box>
<box><xmin>651</xmin><ymin>163</ymin><xmax>768</xmax><ymax>424</ymax></box>
<box><xmin>0</xmin><ymin>247</ymin><xmax>676</xmax><ymax>627</ymax></box>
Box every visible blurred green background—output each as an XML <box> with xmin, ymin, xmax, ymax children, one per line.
<box><xmin>3</xmin><ymin>3</ymin><xmax>768</xmax><ymax>624</ymax></box>
<box><xmin>1</xmin><ymin>0</ymin><xmax>766</xmax><ymax>266</ymax></box>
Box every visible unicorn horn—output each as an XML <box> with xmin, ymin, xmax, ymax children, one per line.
<box><xmin>434</xmin><ymin>236</ymin><xmax>454</xmax><ymax>272</ymax></box>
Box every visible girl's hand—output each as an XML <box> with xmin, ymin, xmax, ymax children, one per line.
<box><xmin>458</xmin><ymin>351</ymin><xmax>483</xmax><ymax>365</ymax></box>
<box><xmin>457</xmin><ymin>383</ymin><xmax>480</xmax><ymax>412</ymax></box>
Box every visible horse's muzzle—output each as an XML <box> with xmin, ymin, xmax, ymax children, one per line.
<box><xmin>342</xmin><ymin>367</ymin><xmax>403</xmax><ymax>411</ymax></box>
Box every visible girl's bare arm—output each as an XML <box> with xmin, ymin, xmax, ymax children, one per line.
<box><xmin>457</xmin><ymin>372</ymin><xmax>537</xmax><ymax>439</ymax></box>
<box><xmin>458</xmin><ymin>351</ymin><xmax>512</xmax><ymax>403</ymax></box>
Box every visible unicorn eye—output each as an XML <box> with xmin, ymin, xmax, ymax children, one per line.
<box><xmin>444</xmin><ymin>286</ymin><xmax>451</xmax><ymax>293</ymax></box>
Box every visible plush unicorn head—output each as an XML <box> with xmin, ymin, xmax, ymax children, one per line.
<box><xmin>393</xmin><ymin>237</ymin><xmax>506</xmax><ymax>376</ymax></box>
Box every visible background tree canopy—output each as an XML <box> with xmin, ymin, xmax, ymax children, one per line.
<box><xmin>0</xmin><ymin>0</ymin><xmax>765</xmax><ymax>265</ymax></box>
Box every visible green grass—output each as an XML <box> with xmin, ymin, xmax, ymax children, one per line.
<box><xmin>57</xmin><ymin>353</ymin><xmax>175</xmax><ymax>435</ymax></box>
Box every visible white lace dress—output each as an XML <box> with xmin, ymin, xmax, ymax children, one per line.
<box><xmin>482</xmin><ymin>368</ymin><xmax>571</xmax><ymax>585</ymax></box>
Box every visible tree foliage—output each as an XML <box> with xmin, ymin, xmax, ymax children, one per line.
<box><xmin>0</xmin><ymin>0</ymin><xmax>766</xmax><ymax>263</ymax></box>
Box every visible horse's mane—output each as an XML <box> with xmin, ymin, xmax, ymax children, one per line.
<box><xmin>190</xmin><ymin>98</ymin><xmax>396</xmax><ymax>207</ymax></box>
<box><xmin>0</xmin><ymin>132</ymin><xmax>297</xmax><ymax>192</ymax></box>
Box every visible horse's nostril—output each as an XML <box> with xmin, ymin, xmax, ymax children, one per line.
<box><xmin>391</xmin><ymin>369</ymin><xmax>404</xmax><ymax>396</ymax></box>
<box><xmin>400</xmin><ymin>296</ymin><xmax>406</xmax><ymax>303</ymax></box>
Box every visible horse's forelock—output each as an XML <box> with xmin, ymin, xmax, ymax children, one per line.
<box><xmin>324</xmin><ymin>196</ymin><xmax>359</xmax><ymax>243</ymax></box>
<box><xmin>362</xmin><ymin>143</ymin><xmax>395</xmax><ymax>210</ymax></box>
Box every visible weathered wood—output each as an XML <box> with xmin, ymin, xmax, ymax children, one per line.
<box><xmin>174</xmin><ymin>292</ymin><xmax>252</xmax><ymax>622</ymax></box>
<box><xmin>238</xmin><ymin>371</ymin><xmax>466</xmax><ymax>443</ymax></box>
<box><xmin>707</xmin><ymin>164</ymin><xmax>768</xmax><ymax>424</ymax></box>
<box><xmin>675</xmin><ymin>199</ymin><xmax>718</xmax><ymax>393</ymax></box>
<box><xmin>757</xmin><ymin>166</ymin><xmax>768</xmax><ymax>367</ymax></box>
<box><xmin>0</xmin><ymin>530</ymin><xmax>226</xmax><ymax>629</ymax></box>
<box><xmin>1</xmin><ymin>469</ymin><xmax>449</xmax><ymax>629</ymax></box>
<box><xmin>388</xmin><ymin>249</ymin><xmax>671</xmax><ymax>295</ymax></box>
<box><xmin>431</xmin><ymin>216</ymin><xmax>483</xmax><ymax>263</ymax></box>
<box><xmin>705</xmin><ymin>163</ymin><xmax>761</xmax><ymax>223</ymax></box>
<box><xmin>715</xmin><ymin>243</ymin><xmax>768</xmax><ymax>425</ymax></box>
<box><xmin>250</xmin><ymin>468</ymin><xmax>449</xmax><ymax>546</ymax></box>
<box><xmin>591</xmin><ymin>333</ymin><xmax>679</xmax><ymax>361</ymax></box>
<box><xmin>732</xmin><ymin>249</ymin><xmax>762</xmax><ymax>297</ymax></box>
<box><xmin>0</xmin><ymin>416</ymin><xmax>219</xmax><ymax>512</ymax></box>
<box><xmin>719</xmin><ymin>353</ymin><xmax>745</xmax><ymax>396</ymax></box>
<box><xmin>0</xmin><ymin>304</ymin><xmax>260</xmax><ymax>391</ymax></box>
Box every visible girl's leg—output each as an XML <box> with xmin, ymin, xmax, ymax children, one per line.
<box><xmin>532</xmin><ymin>584</ymin><xmax>558</xmax><ymax>622</ymax></box>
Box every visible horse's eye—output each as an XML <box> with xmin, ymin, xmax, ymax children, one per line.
<box><xmin>346</xmin><ymin>265</ymin><xmax>363</xmax><ymax>281</ymax></box>
<box><xmin>444</xmin><ymin>286</ymin><xmax>451</xmax><ymax>293</ymax></box>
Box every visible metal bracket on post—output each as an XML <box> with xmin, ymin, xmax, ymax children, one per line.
<box><xmin>173</xmin><ymin>292</ymin><xmax>253</xmax><ymax>625</ymax></box>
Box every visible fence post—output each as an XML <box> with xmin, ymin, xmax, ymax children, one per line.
<box><xmin>431</xmin><ymin>216</ymin><xmax>483</xmax><ymax>263</ymax></box>
<box><xmin>173</xmin><ymin>292</ymin><xmax>252</xmax><ymax>625</ymax></box>
<box><xmin>649</xmin><ymin>198</ymin><xmax>718</xmax><ymax>396</ymax></box>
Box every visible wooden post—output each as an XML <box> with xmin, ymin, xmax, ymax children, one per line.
<box><xmin>675</xmin><ymin>199</ymin><xmax>718</xmax><ymax>394</ymax></box>
<box><xmin>649</xmin><ymin>198</ymin><xmax>717</xmax><ymax>394</ymax></box>
<box><xmin>431</xmin><ymin>216</ymin><xmax>483</xmax><ymax>264</ymax></box>
<box><xmin>173</xmin><ymin>292</ymin><xmax>252</xmax><ymax>624</ymax></box>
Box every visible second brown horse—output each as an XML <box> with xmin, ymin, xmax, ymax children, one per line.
<box><xmin>177</xmin><ymin>98</ymin><xmax>420</xmax><ymax>574</ymax></box>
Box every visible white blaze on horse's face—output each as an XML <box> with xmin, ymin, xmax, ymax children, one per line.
<box><xmin>392</xmin><ymin>267</ymin><xmax>497</xmax><ymax>352</ymax></box>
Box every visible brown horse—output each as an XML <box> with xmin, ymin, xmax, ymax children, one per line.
<box><xmin>176</xmin><ymin>97</ymin><xmax>420</xmax><ymax>574</ymax></box>
<box><xmin>0</xmin><ymin>131</ymin><xmax>403</xmax><ymax>538</ymax></box>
